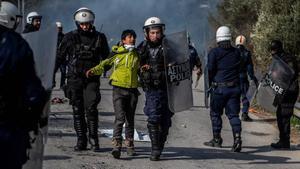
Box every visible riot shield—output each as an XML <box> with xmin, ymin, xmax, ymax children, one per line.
<box><xmin>22</xmin><ymin>25</ymin><xmax>57</xmax><ymax>90</ymax></box>
<box><xmin>252</xmin><ymin>56</ymin><xmax>295</xmax><ymax>112</ymax></box>
<box><xmin>22</xmin><ymin>25</ymin><xmax>57</xmax><ymax>169</ymax></box>
<box><xmin>163</xmin><ymin>31</ymin><xmax>193</xmax><ymax>112</ymax></box>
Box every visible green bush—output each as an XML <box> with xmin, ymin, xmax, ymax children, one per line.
<box><xmin>252</xmin><ymin>0</ymin><xmax>300</xmax><ymax>71</ymax></box>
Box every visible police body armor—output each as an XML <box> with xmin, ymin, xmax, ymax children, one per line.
<box><xmin>68</xmin><ymin>30</ymin><xmax>103</xmax><ymax>77</ymax></box>
<box><xmin>140</xmin><ymin>41</ymin><xmax>166</xmax><ymax>89</ymax></box>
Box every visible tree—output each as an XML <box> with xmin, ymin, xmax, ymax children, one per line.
<box><xmin>209</xmin><ymin>0</ymin><xmax>260</xmax><ymax>38</ymax></box>
<box><xmin>252</xmin><ymin>0</ymin><xmax>300</xmax><ymax>70</ymax></box>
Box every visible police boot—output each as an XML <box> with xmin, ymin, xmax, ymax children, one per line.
<box><xmin>73</xmin><ymin>115</ymin><xmax>88</xmax><ymax>151</ymax></box>
<box><xmin>87</xmin><ymin>119</ymin><xmax>100</xmax><ymax>152</ymax></box>
<box><xmin>241</xmin><ymin>113</ymin><xmax>253</xmax><ymax>122</ymax></box>
<box><xmin>271</xmin><ymin>140</ymin><xmax>290</xmax><ymax>149</ymax></box>
<box><xmin>231</xmin><ymin>133</ymin><xmax>242</xmax><ymax>152</ymax></box>
<box><xmin>271</xmin><ymin>134</ymin><xmax>290</xmax><ymax>149</ymax></box>
<box><xmin>148</xmin><ymin>123</ymin><xmax>161</xmax><ymax>161</ymax></box>
<box><xmin>159</xmin><ymin>126</ymin><xmax>170</xmax><ymax>154</ymax></box>
<box><xmin>125</xmin><ymin>138</ymin><xmax>136</xmax><ymax>156</ymax></box>
<box><xmin>160</xmin><ymin>135</ymin><xmax>167</xmax><ymax>154</ymax></box>
<box><xmin>111</xmin><ymin>138</ymin><xmax>122</xmax><ymax>159</ymax></box>
<box><xmin>204</xmin><ymin>133</ymin><xmax>223</xmax><ymax>148</ymax></box>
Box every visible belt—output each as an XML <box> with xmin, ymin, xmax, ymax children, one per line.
<box><xmin>213</xmin><ymin>80</ymin><xmax>239</xmax><ymax>87</ymax></box>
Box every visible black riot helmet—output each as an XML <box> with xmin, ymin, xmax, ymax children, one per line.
<box><xmin>269</xmin><ymin>40</ymin><xmax>283</xmax><ymax>54</ymax></box>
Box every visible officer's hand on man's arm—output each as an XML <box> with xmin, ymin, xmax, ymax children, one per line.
<box><xmin>140</xmin><ymin>64</ymin><xmax>150</xmax><ymax>72</ymax></box>
<box><xmin>86</xmin><ymin>69</ymin><xmax>94</xmax><ymax>78</ymax></box>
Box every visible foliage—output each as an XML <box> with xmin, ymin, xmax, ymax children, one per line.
<box><xmin>252</xmin><ymin>0</ymin><xmax>300</xmax><ymax>70</ymax></box>
<box><xmin>211</xmin><ymin>0</ymin><xmax>299</xmax><ymax>71</ymax></box>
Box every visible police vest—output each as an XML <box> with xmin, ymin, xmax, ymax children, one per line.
<box><xmin>69</xmin><ymin>30</ymin><xmax>103</xmax><ymax>76</ymax></box>
<box><xmin>140</xmin><ymin>41</ymin><xmax>166</xmax><ymax>88</ymax></box>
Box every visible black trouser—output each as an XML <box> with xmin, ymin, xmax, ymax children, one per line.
<box><xmin>276</xmin><ymin>88</ymin><xmax>299</xmax><ymax>142</ymax></box>
<box><xmin>144</xmin><ymin>89</ymin><xmax>174</xmax><ymax>151</ymax></box>
<box><xmin>0</xmin><ymin>124</ymin><xmax>29</xmax><ymax>169</ymax></box>
<box><xmin>68</xmin><ymin>76</ymin><xmax>101</xmax><ymax>143</ymax></box>
<box><xmin>112</xmin><ymin>86</ymin><xmax>139</xmax><ymax>139</ymax></box>
<box><xmin>53</xmin><ymin>62</ymin><xmax>67</xmax><ymax>88</ymax></box>
<box><xmin>59</xmin><ymin>64</ymin><xmax>67</xmax><ymax>88</ymax></box>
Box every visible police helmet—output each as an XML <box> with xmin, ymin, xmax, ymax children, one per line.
<box><xmin>216</xmin><ymin>26</ymin><xmax>231</xmax><ymax>43</ymax></box>
<box><xmin>74</xmin><ymin>7</ymin><xmax>95</xmax><ymax>25</ymax></box>
<box><xmin>26</xmin><ymin>11</ymin><xmax>42</xmax><ymax>24</ymax></box>
<box><xmin>0</xmin><ymin>1</ymin><xmax>22</xmax><ymax>30</ymax></box>
<box><xmin>143</xmin><ymin>17</ymin><xmax>165</xmax><ymax>34</ymax></box>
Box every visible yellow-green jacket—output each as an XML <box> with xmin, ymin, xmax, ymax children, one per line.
<box><xmin>90</xmin><ymin>45</ymin><xmax>140</xmax><ymax>88</ymax></box>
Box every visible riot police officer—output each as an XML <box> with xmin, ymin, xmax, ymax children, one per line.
<box><xmin>235</xmin><ymin>35</ymin><xmax>258</xmax><ymax>121</ymax></box>
<box><xmin>204</xmin><ymin>26</ymin><xmax>242</xmax><ymax>152</ymax></box>
<box><xmin>56</xmin><ymin>7</ymin><xmax>109</xmax><ymax>151</ymax></box>
<box><xmin>269</xmin><ymin>40</ymin><xmax>299</xmax><ymax>149</ymax></box>
<box><xmin>188</xmin><ymin>35</ymin><xmax>202</xmax><ymax>81</ymax></box>
<box><xmin>0</xmin><ymin>1</ymin><xmax>47</xmax><ymax>168</ymax></box>
<box><xmin>23</xmin><ymin>11</ymin><xmax>42</xmax><ymax>33</ymax></box>
<box><xmin>53</xmin><ymin>21</ymin><xmax>66</xmax><ymax>89</ymax></box>
<box><xmin>138</xmin><ymin>17</ymin><xmax>174</xmax><ymax>161</ymax></box>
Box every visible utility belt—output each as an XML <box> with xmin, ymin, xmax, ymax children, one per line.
<box><xmin>212</xmin><ymin>80</ymin><xmax>239</xmax><ymax>87</ymax></box>
<box><xmin>141</xmin><ymin>71</ymin><xmax>166</xmax><ymax>89</ymax></box>
<box><xmin>68</xmin><ymin>59</ymin><xmax>98</xmax><ymax>76</ymax></box>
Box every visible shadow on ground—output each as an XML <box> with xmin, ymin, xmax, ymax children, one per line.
<box><xmin>128</xmin><ymin>146</ymin><xmax>300</xmax><ymax>164</ymax></box>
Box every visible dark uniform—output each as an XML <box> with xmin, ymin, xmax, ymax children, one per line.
<box><xmin>270</xmin><ymin>40</ymin><xmax>299</xmax><ymax>149</ymax></box>
<box><xmin>57</xmin><ymin>27</ymin><xmax>109</xmax><ymax>151</ymax></box>
<box><xmin>138</xmin><ymin>39</ymin><xmax>174</xmax><ymax>160</ymax></box>
<box><xmin>205</xmin><ymin>40</ymin><xmax>242</xmax><ymax>152</ymax></box>
<box><xmin>0</xmin><ymin>25</ymin><xmax>47</xmax><ymax>169</ymax></box>
<box><xmin>189</xmin><ymin>45</ymin><xmax>202</xmax><ymax>73</ymax></box>
<box><xmin>237</xmin><ymin>45</ymin><xmax>258</xmax><ymax>121</ymax></box>
<box><xmin>53</xmin><ymin>31</ymin><xmax>66</xmax><ymax>88</ymax></box>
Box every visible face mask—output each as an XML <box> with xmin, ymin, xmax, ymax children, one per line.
<box><xmin>124</xmin><ymin>44</ymin><xmax>135</xmax><ymax>51</ymax></box>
